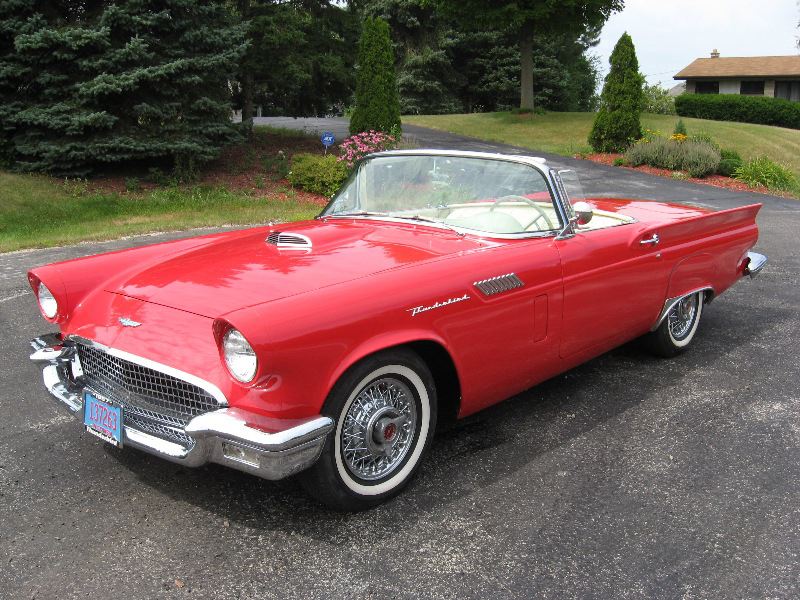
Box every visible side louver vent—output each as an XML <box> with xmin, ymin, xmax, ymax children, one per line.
<box><xmin>474</xmin><ymin>273</ymin><xmax>524</xmax><ymax>296</ymax></box>
<box><xmin>266</xmin><ymin>231</ymin><xmax>312</xmax><ymax>250</ymax></box>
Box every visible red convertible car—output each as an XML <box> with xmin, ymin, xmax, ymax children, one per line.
<box><xmin>29</xmin><ymin>150</ymin><xmax>766</xmax><ymax>510</ymax></box>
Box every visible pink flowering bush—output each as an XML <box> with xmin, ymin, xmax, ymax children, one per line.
<box><xmin>338</xmin><ymin>130</ymin><xmax>397</xmax><ymax>168</ymax></box>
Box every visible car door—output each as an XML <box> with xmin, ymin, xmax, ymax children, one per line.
<box><xmin>555</xmin><ymin>223</ymin><xmax>668</xmax><ymax>358</ymax></box>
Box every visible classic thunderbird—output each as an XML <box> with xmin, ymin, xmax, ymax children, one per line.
<box><xmin>29</xmin><ymin>150</ymin><xmax>766</xmax><ymax>510</ymax></box>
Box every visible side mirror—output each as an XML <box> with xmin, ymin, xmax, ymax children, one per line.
<box><xmin>573</xmin><ymin>201</ymin><xmax>594</xmax><ymax>225</ymax></box>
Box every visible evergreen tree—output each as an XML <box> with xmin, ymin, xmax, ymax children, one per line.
<box><xmin>588</xmin><ymin>32</ymin><xmax>644</xmax><ymax>153</ymax></box>
<box><xmin>0</xmin><ymin>1</ymin><xmax>246</xmax><ymax>176</ymax></box>
<box><xmin>241</xmin><ymin>1</ymin><xmax>357</xmax><ymax>118</ymax></box>
<box><xmin>427</xmin><ymin>0</ymin><xmax>622</xmax><ymax>110</ymax></box>
<box><xmin>364</xmin><ymin>0</ymin><xmax>602</xmax><ymax>114</ymax></box>
<box><xmin>349</xmin><ymin>16</ymin><xmax>401</xmax><ymax>135</ymax></box>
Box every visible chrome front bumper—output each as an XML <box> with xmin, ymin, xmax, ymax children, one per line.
<box><xmin>30</xmin><ymin>334</ymin><xmax>333</xmax><ymax>481</ymax></box>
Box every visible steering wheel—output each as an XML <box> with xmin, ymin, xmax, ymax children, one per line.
<box><xmin>489</xmin><ymin>195</ymin><xmax>554</xmax><ymax>231</ymax></box>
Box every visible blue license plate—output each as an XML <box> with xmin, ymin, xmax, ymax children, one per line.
<box><xmin>84</xmin><ymin>391</ymin><xmax>123</xmax><ymax>448</ymax></box>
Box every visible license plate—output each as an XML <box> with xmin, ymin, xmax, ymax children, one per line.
<box><xmin>84</xmin><ymin>391</ymin><xmax>123</xmax><ymax>448</ymax></box>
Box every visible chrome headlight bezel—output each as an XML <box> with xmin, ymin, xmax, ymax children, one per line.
<box><xmin>37</xmin><ymin>282</ymin><xmax>58</xmax><ymax>319</ymax></box>
<box><xmin>222</xmin><ymin>328</ymin><xmax>258</xmax><ymax>383</ymax></box>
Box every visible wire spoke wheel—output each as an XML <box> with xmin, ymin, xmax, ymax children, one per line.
<box><xmin>299</xmin><ymin>349</ymin><xmax>436</xmax><ymax>511</ymax></box>
<box><xmin>643</xmin><ymin>291</ymin><xmax>705</xmax><ymax>358</ymax></box>
<box><xmin>341</xmin><ymin>377</ymin><xmax>417</xmax><ymax>480</ymax></box>
<box><xmin>668</xmin><ymin>294</ymin><xmax>699</xmax><ymax>341</ymax></box>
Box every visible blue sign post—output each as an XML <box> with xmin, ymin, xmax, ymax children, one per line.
<box><xmin>321</xmin><ymin>132</ymin><xmax>335</xmax><ymax>155</ymax></box>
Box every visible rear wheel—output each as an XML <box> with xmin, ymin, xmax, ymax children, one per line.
<box><xmin>643</xmin><ymin>291</ymin><xmax>704</xmax><ymax>357</ymax></box>
<box><xmin>299</xmin><ymin>348</ymin><xmax>436</xmax><ymax>511</ymax></box>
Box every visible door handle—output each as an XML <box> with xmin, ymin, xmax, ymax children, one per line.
<box><xmin>640</xmin><ymin>234</ymin><xmax>660</xmax><ymax>246</ymax></box>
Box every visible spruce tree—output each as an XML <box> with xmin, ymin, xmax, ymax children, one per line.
<box><xmin>349</xmin><ymin>17</ymin><xmax>401</xmax><ymax>135</ymax></box>
<box><xmin>588</xmin><ymin>32</ymin><xmax>644</xmax><ymax>153</ymax></box>
<box><xmin>0</xmin><ymin>1</ymin><xmax>246</xmax><ymax>176</ymax></box>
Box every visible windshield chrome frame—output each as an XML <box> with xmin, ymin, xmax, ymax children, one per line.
<box><xmin>319</xmin><ymin>150</ymin><xmax>575</xmax><ymax>240</ymax></box>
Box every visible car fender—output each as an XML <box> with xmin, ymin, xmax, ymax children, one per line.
<box><xmin>666</xmin><ymin>253</ymin><xmax>716</xmax><ymax>302</ymax></box>
<box><xmin>321</xmin><ymin>329</ymin><xmax>458</xmax><ymax>403</ymax></box>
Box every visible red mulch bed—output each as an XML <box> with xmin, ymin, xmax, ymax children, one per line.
<box><xmin>576</xmin><ymin>153</ymin><xmax>788</xmax><ymax>197</ymax></box>
<box><xmin>82</xmin><ymin>131</ymin><xmax>330</xmax><ymax>206</ymax></box>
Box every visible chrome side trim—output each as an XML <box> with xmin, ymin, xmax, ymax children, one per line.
<box><xmin>474</xmin><ymin>273</ymin><xmax>524</xmax><ymax>296</ymax></box>
<box><xmin>651</xmin><ymin>287</ymin><xmax>713</xmax><ymax>332</ymax></box>
<box><xmin>66</xmin><ymin>335</ymin><xmax>228</xmax><ymax>407</ymax></box>
<box><xmin>744</xmin><ymin>251</ymin><xmax>767</xmax><ymax>278</ymax></box>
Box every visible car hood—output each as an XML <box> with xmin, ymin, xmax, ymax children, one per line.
<box><xmin>104</xmin><ymin>219</ymin><xmax>482</xmax><ymax>317</ymax></box>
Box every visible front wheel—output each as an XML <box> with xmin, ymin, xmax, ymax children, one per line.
<box><xmin>299</xmin><ymin>349</ymin><xmax>437</xmax><ymax>511</ymax></box>
<box><xmin>643</xmin><ymin>291</ymin><xmax>704</xmax><ymax>357</ymax></box>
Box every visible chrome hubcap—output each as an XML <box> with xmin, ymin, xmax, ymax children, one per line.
<box><xmin>669</xmin><ymin>295</ymin><xmax>697</xmax><ymax>340</ymax></box>
<box><xmin>341</xmin><ymin>377</ymin><xmax>417</xmax><ymax>481</ymax></box>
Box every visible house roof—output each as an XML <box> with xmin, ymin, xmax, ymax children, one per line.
<box><xmin>674</xmin><ymin>56</ymin><xmax>800</xmax><ymax>80</ymax></box>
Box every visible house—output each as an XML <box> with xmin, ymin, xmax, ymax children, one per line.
<box><xmin>674</xmin><ymin>50</ymin><xmax>800</xmax><ymax>101</ymax></box>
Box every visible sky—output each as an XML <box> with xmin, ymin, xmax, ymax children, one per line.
<box><xmin>594</xmin><ymin>0</ymin><xmax>800</xmax><ymax>90</ymax></box>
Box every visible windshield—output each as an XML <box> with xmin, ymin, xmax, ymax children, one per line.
<box><xmin>322</xmin><ymin>154</ymin><xmax>562</xmax><ymax>235</ymax></box>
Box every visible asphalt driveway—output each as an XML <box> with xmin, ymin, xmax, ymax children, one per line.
<box><xmin>0</xmin><ymin>120</ymin><xmax>797</xmax><ymax>599</ymax></box>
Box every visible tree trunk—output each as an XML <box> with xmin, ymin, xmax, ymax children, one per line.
<box><xmin>239</xmin><ymin>0</ymin><xmax>253</xmax><ymax>139</ymax></box>
<box><xmin>519</xmin><ymin>19</ymin><xmax>534</xmax><ymax>110</ymax></box>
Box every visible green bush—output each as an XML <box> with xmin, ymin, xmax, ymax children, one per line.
<box><xmin>717</xmin><ymin>158</ymin><xmax>743</xmax><ymax>177</ymax></box>
<box><xmin>288</xmin><ymin>154</ymin><xmax>350</xmax><ymax>197</ymax></box>
<box><xmin>589</xmin><ymin>33</ymin><xmax>644</xmax><ymax>153</ymax></box>
<box><xmin>733</xmin><ymin>157</ymin><xmax>796</xmax><ymax>191</ymax></box>
<box><xmin>720</xmin><ymin>148</ymin><xmax>742</xmax><ymax>161</ymax></box>
<box><xmin>676</xmin><ymin>94</ymin><xmax>800</xmax><ymax>129</ymax></box>
<box><xmin>642</xmin><ymin>83</ymin><xmax>676</xmax><ymax>115</ymax></box>
<box><xmin>673</xmin><ymin>120</ymin><xmax>688</xmax><ymax>136</ymax></box>
<box><xmin>625</xmin><ymin>138</ymin><xmax>721</xmax><ymax>178</ymax></box>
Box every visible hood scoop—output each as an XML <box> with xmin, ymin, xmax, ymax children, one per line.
<box><xmin>266</xmin><ymin>231</ymin><xmax>312</xmax><ymax>251</ymax></box>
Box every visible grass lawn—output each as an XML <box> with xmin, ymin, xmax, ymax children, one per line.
<box><xmin>0</xmin><ymin>127</ymin><xmax>325</xmax><ymax>253</ymax></box>
<box><xmin>404</xmin><ymin>112</ymin><xmax>800</xmax><ymax>177</ymax></box>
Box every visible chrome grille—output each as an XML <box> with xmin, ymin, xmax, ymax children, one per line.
<box><xmin>76</xmin><ymin>343</ymin><xmax>218</xmax><ymax>447</ymax></box>
<box><xmin>266</xmin><ymin>231</ymin><xmax>312</xmax><ymax>249</ymax></box>
<box><xmin>474</xmin><ymin>273</ymin><xmax>525</xmax><ymax>296</ymax></box>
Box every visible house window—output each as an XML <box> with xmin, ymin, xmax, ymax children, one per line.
<box><xmin>775</xmin><ymin>81</ymin><xmax>800</xmax><ymax>102</ymax></box>
<box><xmin>740</xmin><ymin>80</ymin><xmax>765</xmax><ymax>95</ymax></box>
<box><xmin>695</xmin><ymin>81</ymin><xmax>719</xmax><ymax>94</ymax></box>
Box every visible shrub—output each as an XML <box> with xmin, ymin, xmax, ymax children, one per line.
<box><xmin>625</xmin><ymin>138</ymin><xmax>721</xmax><ymax>178</ymax></box>
<box><xmin>690</xmin><ymin>132</ymin><xmax>720</xmax><ymax>153</ymax></box>
<box><xmin>676</xmin><ymin>94</ymin><xmax>800</xmax><ymax>129</ymax></box>
<box><xmin>717</xmin><ymin>158</ymin><xmax>743</xmax><ymax>177</ymax></box>
<box><xmin>125</xmin><ymin>177</ymin><xmax>141</xmax><ymax>193</ymax></box>
<box><xmin>642</xmin><ymin>83</ymin><xmax>676</xmax><ymax>115</ymax></box>
<box><xmin>288</xmin><ymin>154</ymin><xmax>350</xmax><ymax>197</ymax></box>
<box><xmin>673</xmin><ymin>120</ymin><xmax>688</xmax><ymax>136</ymax></box>
<box><xmin>349</xmin><ymin>17</ymin><xmax>401</xmax><ymax>135</ymax></box>
<box><xmin>720</xmin><ymin>148</ymin><xmax>741</xmax><ymax>161</ymax></box>
<box><xmin>338</xmin><ymin>131</ymin><xmax>397</xmax><ymax>168</ymax></box>
<box><xmin>589</xmin><ymin>33</ymin><xmax>644</xmax><ymax>153</ymax></box>
<box><xmin>733</xmin><ymin>157</ymin><xmax>797</xmax><ymax>191</ymax></box>
<box><xmin>613</xmin><ymin>156</ymin><xmax>626</xmax><ymax>166</ymax></box>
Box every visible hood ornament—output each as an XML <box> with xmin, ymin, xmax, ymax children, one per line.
<box><xmin>118</xmin><ymin>317</ymin><xmax>142</xmax><ymax>328</ymax></box>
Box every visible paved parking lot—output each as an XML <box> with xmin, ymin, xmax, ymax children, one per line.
<box><xmin>1</xmin><ymin>122</ymin><xmax>797</xmax><ymax>598</ymax></box>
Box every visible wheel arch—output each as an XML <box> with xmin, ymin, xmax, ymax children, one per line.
<box><xmin>323</xmin><ymin>334</ymin><xmax>461</xmax><ymax>426</ymax></box>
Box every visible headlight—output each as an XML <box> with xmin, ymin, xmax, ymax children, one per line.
<box><xmin>223</xmin><ymin>328</ymin><xmax>258</xmax><ymax>383</ymax></box>
<box><xmin>38</xmin><ymin>282</ymin><xmax>58</xmax><ymax>319</ymax></box>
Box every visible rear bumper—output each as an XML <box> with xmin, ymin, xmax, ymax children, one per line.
<box><xmin>744</xmin><ymin>251</ymin><xmax>767</xmax><ymax>278</ymax></box>
<box><xmin>30</xmin><ymin>334</ymin><xmax>332</xmax><ymax>480</ymax></box>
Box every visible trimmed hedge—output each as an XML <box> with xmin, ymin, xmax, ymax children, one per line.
<box><xmin>675</xmin><ymin>94</ymin><xmax>800</xmax><ymax>129</ymax></box>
